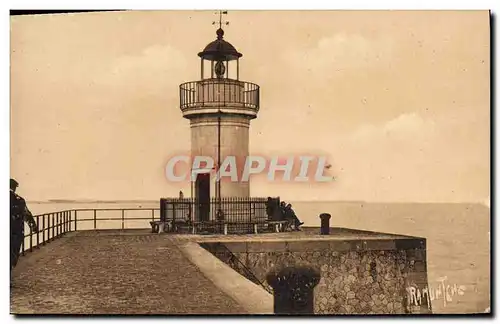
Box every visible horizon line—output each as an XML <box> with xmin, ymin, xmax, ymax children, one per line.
<box><xmin>27</xmin><ymin>199</ymin><xmax>489</xmax><ymax>205</ymax></box>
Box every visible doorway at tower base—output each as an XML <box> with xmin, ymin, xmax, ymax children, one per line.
<box><xmin>190</xmin><ymin>166</ymin><xmax>251</xmax><ymax>200</ymax></box>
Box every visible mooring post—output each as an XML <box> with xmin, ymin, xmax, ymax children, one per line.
<box><xmin>266</xmin><ymin>265</ymin><xmax>321</xmax><ymax>315</ymax></box>
<box><xmin>319</xmin><ymin>213</ymin><xmax>331</xmax><ymax>235</ymax></box>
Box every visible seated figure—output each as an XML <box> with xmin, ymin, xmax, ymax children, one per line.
<box><xmin>284</xmin><ymin>203</ymin><xmax>304</xmax><ymax>231</ymax></box>
<box><xmin>266</xmin><ymin>197</ymin><xmax>283</xmax><ymax>221</ymax></box>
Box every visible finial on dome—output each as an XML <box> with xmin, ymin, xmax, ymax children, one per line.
<box><xmin>216</xmin><ymin>28</ymin><xmax>224</xmax><ymax>39</ymax></box>
<box><xmin>212</xmin><ymin>10</ymin><xmax>229</xmax><ymax>36</ymax></box>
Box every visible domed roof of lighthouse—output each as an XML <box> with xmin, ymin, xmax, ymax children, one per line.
<box><xmin>198</xmin><ymin>28</ymin><xmax>242</xmax><ymax>61</ymax></box>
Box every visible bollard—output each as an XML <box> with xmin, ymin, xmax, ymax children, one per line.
<box><xmin>266</xmin><ymin>265</ymin><xmax>321</xmax><ymax>314</ymax></box>
<box><xmin>319</xmin><ymin>213</ymin><xmax>331</xmax><ymax>235</ymax></box>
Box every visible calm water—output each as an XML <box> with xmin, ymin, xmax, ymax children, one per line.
<box><xmin>25</xmin><ymin>200</ymin><xmax>490</xmax><ymax>314</ymax></box>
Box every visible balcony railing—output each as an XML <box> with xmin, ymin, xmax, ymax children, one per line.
<box><xmin>179</xmin><ymin>79</ymin><xmax>259</xmax><ymax>112</ymax></box>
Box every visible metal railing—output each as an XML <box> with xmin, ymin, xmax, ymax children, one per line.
<box><xmin>20</xmin><ymin>196</ymin><xmax>281</xmax><ymax>254</ymax></box>
<box><xmin>160</xmin><ymin>197</ymin><xmax>271</xmax><ymax>234</ymax></box>
<box><xmin>201</xmin><ymin>242</ymin><xmax>273</xmax><ymax>294</ymax></box>
<box><xmin>21</xmin><ymin>208</ymin><xmax>160</xmax><ymax>255</ymax></box>
<box><xmin>179</xmin><ymin>79</ymin><xmax>260</xmax><ymax>112</ymax></box>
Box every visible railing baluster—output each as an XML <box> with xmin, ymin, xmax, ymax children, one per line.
<box><xmin>172</xmin><ymin>202</ymin><xmax>176</xmax><ymax>231</ymax></box>
<box><xmin>47</xmin><ymin>214</ymin><xmax>51</xmax><ymax>242</ymax></box>
<box><xmin>75</xmin><ymin>210</ymin><xmax>78</xmax><ymax>231</ymax></box>
<box><xmin>36</xmin><ymin>215</ymin><xmax>40</xmax><ymax>248</ymax></box>
<box><xmin>121</xmin><ymin>210</ymin><xmax>125</xmax><ymax>230</ymax></box>
<box><xmin>94</xmin><ymin>210</ymin><xmax>97</xmax><ymax>229</ymax></box>
<box><xmin>57</xmin><ymin>212</ymin><xmax>60</xmax><ymax>237</ymax></box>
<box><xmin>51</xmin><ymin>213</ymin><xmax>55</xmax><ymax>241</ymax></box>
<box><xmin>42</xmin><ymin>214</ymin><xmax>46</xmax><ymax>245</ymax></box>
<box><xmin>55</xmin><ymin>212</ymin><xmax>58</xmax><ymax>237</ymax></box>
<box><xmin>29</xmin><ymin>223</ymin><xmax>33</xmax><ymax>252</ymax></box>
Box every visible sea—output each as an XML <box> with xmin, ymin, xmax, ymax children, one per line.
<box><xmin>24</xmin><ymin>200</ymin><xmax>490</xmax><ymax>314</ymax></box>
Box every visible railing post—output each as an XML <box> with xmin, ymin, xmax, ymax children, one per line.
<box><xmin>36</xmin><ymin>215</ymin><xmax>40</xmax><ymax>247</ymax></box>
<box><xmin>21</xmin><ymin>236</ymin><xmax>25</xmax><ymax>256</ymax></box>
<box><xmin>42</xmin><ymin>214</ymin><xmax>46</xmax><ymax>245</ymax></box>
<box><xmin>151</xmin><ymin>209</ymin><xmax>155</xmax><ymax>222</ymax></box>
<box><xmin>55</xmin><ymin>212</ymin><xmax>58</xmax><ymax>237</ymax></box>
<box><xmin>51</xmin><ymin>213</ymin><xmax>55</xmax><ymax>241</ymax></box>
<box><xmin>94</xmin><ymin>210</ymin><xmax>97</xmax><ymax>229</ymax></box>
<box><xmin>57</xmin><ymin>212</ymin><xmax>60</xmax><ymax>237</ymax></box>
<box><xmin>121</xmin><ymin>210</ymin><xmax>125</xmax><ymax>230</ymax></box>
<box><xmin>69</xmin><ymin>210</ymin><xmax>72</xmax><ymax>232</ymax></box>
<box><xmin>47</xmin><ymin>214</ymin><xmax>50</xmax><ymax>242</ymax></box>
<box><xmin>75</xmin><ymin>210</ymin><xmax>78</xmax><ymax>231</ymax></box>
<box><xmin>29</xmin><ymin>224</ymin><xmax>33</xmax><ymax>252</ymax></box>
<box><xmin>172</xmin><ymin>201</ymin><xmax>176</xmax><ymax>232</ymax></box>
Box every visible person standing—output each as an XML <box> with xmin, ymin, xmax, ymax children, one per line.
<box><xmin>10</xmin><ymin>179</ymin><xmax>38</xmax><ymax>271</ymax></box>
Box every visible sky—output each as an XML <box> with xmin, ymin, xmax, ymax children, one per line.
<box><xmin>10</xmin><ymin>10</ymin><xmax>490</xmax><ymax>202</ymax></box>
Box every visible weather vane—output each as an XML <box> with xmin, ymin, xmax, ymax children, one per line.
<box><xmin>212</xmin><ymin>10</ymin><xmax>229</xmax><ymax>29</ymax></box>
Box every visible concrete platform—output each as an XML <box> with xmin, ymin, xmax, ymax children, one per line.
<box><xmin>10</xmin><ymin>230</ymin><xmax>248</xmax><ymax>315</ymax></box>
<box><xmin>10</xmin><ymin>227</ymin><xmax>427</xmax><ymax>315</ymax></box>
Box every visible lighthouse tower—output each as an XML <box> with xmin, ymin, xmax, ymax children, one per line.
<box><xmin>179</xmin><ymin>16</ymin><xmax>260</xmax><ymax>221</ymax></box>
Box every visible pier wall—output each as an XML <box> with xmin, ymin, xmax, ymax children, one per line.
<box><xmin>201</xmin><ymin>237</ymin><xmax>431</xmax><ymax>314</ymax></box>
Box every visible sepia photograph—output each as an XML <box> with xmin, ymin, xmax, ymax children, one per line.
<box><xmin>8</xmin><ymin>8</ymin><xmax>491</xmax><ymax>316</ymax></box>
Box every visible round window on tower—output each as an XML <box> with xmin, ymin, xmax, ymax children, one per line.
<box><xmin>215</xmin><ymin>61</ymin><xmax>225</xmax><ymax>78</ymax></box>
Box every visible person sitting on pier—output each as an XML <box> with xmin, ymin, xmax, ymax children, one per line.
<box><xmin>266</xmin><ymin>197</ymin><xmax>282</xmax><ymax>221</ymax></box>
<box><xmin>275</xmin><ymin>201</ymin><xmax>292</xmax><ymax>231</ymax></box>
<box><xmin>279</xmin><ymin>201</ymin><xmax>287</xmax><ymax>219</ymax></box>
<box><xmin>284</xmin><ymin>203</ymin><xmax>304</xmax><ymax>231</ymax></box>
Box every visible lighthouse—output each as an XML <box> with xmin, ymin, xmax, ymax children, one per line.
<box><xmin>179</xmin><ymin>13</ymin><xmax>260</xmax><ymax>222</ymax></box>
